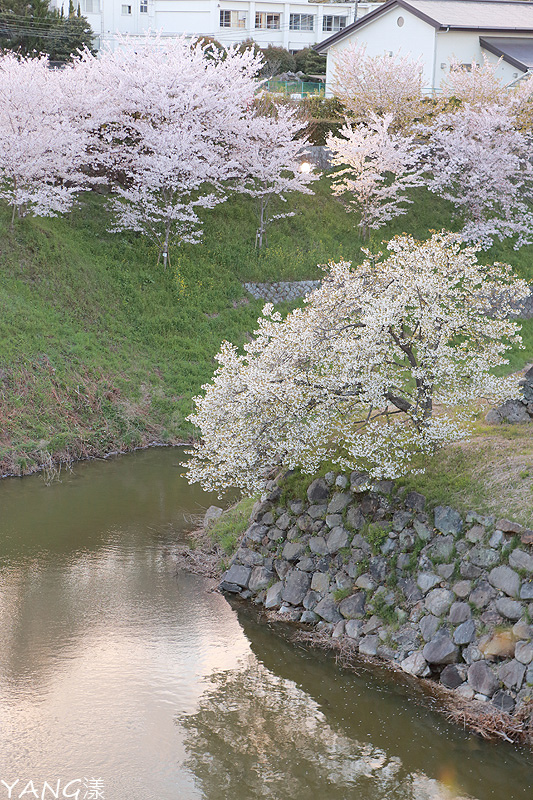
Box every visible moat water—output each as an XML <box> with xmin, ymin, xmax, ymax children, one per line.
<box><xmin>0</xmin><ymin>447</ymin><xmax>531</xmax><ymax>799</ymax></box>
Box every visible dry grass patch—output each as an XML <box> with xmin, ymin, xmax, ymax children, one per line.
<box><xmin>397</xmin><ymin>424</ymin><xmax>533</xmax><ymax>527</ymax></box>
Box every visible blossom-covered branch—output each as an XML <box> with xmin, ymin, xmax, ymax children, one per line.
<box><xmin>186</xmin><ymin>232</ymin><xmax>528</xmax><ymax>494</ymax></box>
<box><xmin>422</xmin><ymin>105</ymin><xmax>533</xmax><ymax>248</ymax></box>
<box><xmin>235</xmin><ymin>100</ymin><xmax>317</xmax><ymax>248</ymax></box>
<box><xmin>0</xmin><ymin>53</ymin><xmax>87</xmax><ymax>226</ymax></box>
<box><xmin>440</xmin><ymin>55</ymin><xmax>506</xmax><ymax>108</ymax></box>
<box><xmin>74</xmin><ymin>35</ymin><xmax>262</xmax><ymax>266</ymax></box>
<box><xmin>331</xmin><ymin>44</ymin><xmax>424</xmax><ymax>131</ymax></box>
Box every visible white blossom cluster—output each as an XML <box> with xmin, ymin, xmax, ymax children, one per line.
<box><xmin>440</xmin><ymin>54</ymin><xmax>506</xmax><ymax>109</ymax></box>
<box><xmin>329</xmin><ymin>48</ymin><xmax>533</xmax><ymax>248</ymax></box>
<box><xmin>331</xmin><ymin>43</ymin><xmax>424</xmax><ymax>132</ymax></box>
<box><xmin>234</xmin><ymin>101</ymin><xmax>317</xmax><ymax>248</ymax></box>
<box><xmin>0</xmin><ymin>53</ymin><xmax>87</xmax><ymax>225</ymax></box>
<box><xmin>421</xmin><ymin>105</ymin><xmax>533</xmax><ymax>249</ymax></box>
<box><xmin>71</xmin><ymin>36</ymin><xmax>266</xmax><ymax>263</ymax></box>
<box><xmin>186</xmin><ymin>232</ymin><xmax>529</xmax><ymax>495</ymax></box>
<box><xmin>327</xmin><ymin>113</ymin><xmax>424</xmax><ymax>237</ymax></box>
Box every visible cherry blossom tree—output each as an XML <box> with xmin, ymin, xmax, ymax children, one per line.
<box><xmin>186</xmin><ymin>232</ymin><xmax>528</xmax><ymax>495</ymax></box>
<box><xmin>235</xmin><ymin>101</ymin><xmax>318</xmax><ymax>248</ymax></box>
<box><xmin>331</xmin><ymin>43</ymin><xmax>424</xmax><ymax>131</ymax></box>
<box><xmin>327</xmin><ymin>113</ymin><xmax>424</xmax><ymax>238</ymax></box>
<box><xmin>440</xmin><ymin>55</ymin><xmax>505</xmax><ymax>109</ymax></box>
<box><xmin>422</xmin><ymin>104</ymin><xmax>533</xmax><ymax>248</ymax></box>
<box><xmin>0</xmin><ymin>52</ymin><xmax>86</xmax><ymax>228</ymax></box>
<box><xmin>74</xmin><ymin>36</ymin><xmax>262</xmax><ymax>266</ymax></box>
<box><xmin>440</xmin><ymin>57</ymin><xmax>533</xmax><ymax>129</ymax></box>
<box><xmin>508</xmin><ymin>72</ymin><xmax>533</xmax><ymax>131</ymax></box>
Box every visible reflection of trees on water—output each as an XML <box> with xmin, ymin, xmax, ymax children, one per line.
<box><xmin>178</xmin><ymin>661</ymin><xmax>473</xmax><ymax>800</ymax></box>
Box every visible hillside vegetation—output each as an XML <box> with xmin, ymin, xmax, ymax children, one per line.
<box><xmin>1</xmin><ymin>180</ymin><xmax>532</xmax><ymax>475</ymax></box>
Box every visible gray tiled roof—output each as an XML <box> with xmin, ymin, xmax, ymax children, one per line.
<box><xmin>481</xmin><ymin>35</ymin><xmax>533</xmax><ymax>67</ymax></box>
<box><xmin>316</xmin><ymin>0</ymin><xmax>533</xmax><ymax>54</ymax></box>
<box><xmin>402</xmin><ymin>0</ymin><xmax>533</xmax><ymax>30</ymax></box>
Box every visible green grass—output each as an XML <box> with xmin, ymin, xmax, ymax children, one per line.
<box><xmin>208</xmin><ymin>497</ymin><xmax>257</xmax><ymax>555</ymax></box>
<box><xmin>1</xmin><ymin>177</ymin><xmax>532</xmax><ymax>474</ymax></box>
<box><xmin>363</xmin><ymin>521</ymin><xmax>391</xmax><ymax>554</ymax></box>
<box><xmin>332</xmin><ymin>586</ymin><xmax>353</xmax><ymax>602</ymax></box>
<box><xmin>372</xmin><ymin>593</ymin><xmax>399</xmax><ymax>626</ymax></box>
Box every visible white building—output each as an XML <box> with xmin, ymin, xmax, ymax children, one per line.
<box><xmin>54</xmin><ymin>0</ymin><xmax>381</xmax><ymax>53</ymax></box>
<box><xmin>316</xmin><ymin>0</ymin><xmax>533</xmax><ymax>92</ymax></box>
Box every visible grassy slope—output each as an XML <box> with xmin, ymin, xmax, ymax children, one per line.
<box><xmin>395</xmin><ymin>426</ymin><xmax>533</xmax><ymax>528</ymax></box>
<box><xmin>1</xmin><ymin>179</ymin><xmax>532</xmax><ymax>475</ymax></box>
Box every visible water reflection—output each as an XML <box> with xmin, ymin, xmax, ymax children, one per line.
<box><xmin>179</xmin><ymin>608</ymin><xmax>533</xmax><ymax>800</ymax></box>
<box><xmin>179</xmin><ymin>658</ymin><xmax>478</xmax><ymax>800</ymax></box>
<box><xmin>0</xmin><ymin>447</ymin><xmax>216</xmax><ymax>558</ymax></box>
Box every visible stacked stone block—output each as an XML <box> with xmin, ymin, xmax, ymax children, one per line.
<box><xmin>221</xmin><ymin>473</ymin><xmax>533</xmax><ymax>716</ymax></box>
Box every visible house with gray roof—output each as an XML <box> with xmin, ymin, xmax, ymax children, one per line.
<box><xmin>316</xmin><ymin>0</ymin><xmax>533</xmax><ymax>93</ymax></box>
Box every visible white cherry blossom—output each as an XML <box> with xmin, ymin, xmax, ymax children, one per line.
<box><xmin>331</xmin><ymin>43</ymin><xmax>424</xmax><ymax>131</ymax></box>
<box><xmin>73</xmin><ymin>35</ymin><xmax>262</xmax><ymax>265</ymax></box>
<box><xmin>422</xmin><ymin>104</ymin><xmax>533</xmax><ymax>248</ymax></box>
<box><xmin>186</xmin><ymin>232</ymin><xmax>528</xmax><ymax>495</ymax></box>
<box><xmin>0</xmin><ymin>53</ymin><xmax>87</xmax><ymax>226</ymax></box>
<box><xmin>234</xmin><ymin>101</ymin><xmax>317</xmax><ymax>248</ymax></box>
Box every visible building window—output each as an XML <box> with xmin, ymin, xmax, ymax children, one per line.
<box><xmin>255</xmin><ymin>12</ymin><xmax>280</xmax><ymax>29</ymax></box>
<box><xmin>140</xmin><ymin>0</ymin><xmax>148</xmax><ymax>12</ymax></box>
<box><xmin>322</xmin><ymin>15</ymin><xmax>346</xmax><ymax>32</ymax></box>
<box><xmin>84</xmin><ymin>0</ymin><xmax>98</xmax><ymax>11</ymax></box>
<box><xmin>289</xmin><ymin>13</ymin><xmax>314</xmax><ymax>31</ymax></box>
<box><xmin>121</xmin><ymin>4</ymin><xmax>131</xmax><ymax>13</ymax></box>
<box><xmin>450</xmin><ymin>62</ymin><xmax>474</xmax><ymax>72</ymax></box>
<box><xmin>220</xmin><ymin>9</ymin><xmax>247</xmax><ymax>28</ymax></box>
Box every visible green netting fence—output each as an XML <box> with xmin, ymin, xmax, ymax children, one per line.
<box><xmin>265</xmin><ymin>80</ymin><xmax>325</xmax><ymax>97</ymax></box>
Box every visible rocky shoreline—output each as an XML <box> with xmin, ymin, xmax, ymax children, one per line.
<box><xmin>218</xmin><ymin>472</ymin><xmax>533</xmax><ymax>744</ymax></box>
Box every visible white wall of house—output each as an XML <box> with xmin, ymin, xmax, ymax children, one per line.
<box><xmin>322</xmin><ymin>6</ymin><xmax>531</xmax><ymax>95</ymax></box>
<box><xmin>54</xmin><ymin>0</ymin><xmax>380</xmax><ymax>53</ymax></box>
<box><xmin>324</xmin><ymin>5</ymin><xmax>436</xmax><ymax>92</ymax></box>
<box><xmin>434</xmin><ymin>30</ymin><xmax>526</xmax><ymax>86</ymax></box>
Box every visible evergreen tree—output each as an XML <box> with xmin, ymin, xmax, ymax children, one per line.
<box><xmin>0</xmin><ymin>0</ymin><xmax>94</xmax><ymax>61</ymax></box>
<box><xmin>294</xmin><ymin>47</ymin><xmax>326</xmax><ymax>76</ymax></box>
<box><xmin>260</xmin><ymin>45</ymin><xmax>296</xmax><ymax>77</ymax></box>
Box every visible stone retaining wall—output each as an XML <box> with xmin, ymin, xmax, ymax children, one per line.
<box><xmin>487</xmin><ymin>365</ymin><xmax>533</xmax><ymax>424</ymax></box>
<box><xmin>244</xmin><ymin>281</ymin><xmax>533</xmax><ymax>313</ymax></box>
<box><xmin>243</xmin><ymin>281</ymin><xmax>321</xmax><ymax>304</ymax></box>
<box><xmin>220</xmin><ymin>473</ymin><xmax>533</xmax><ymax>718</ymax></box>
<box><xmin>512</xmin><ymin>290</ymin><xmax>533</xmax><ymax>319</ymax></box>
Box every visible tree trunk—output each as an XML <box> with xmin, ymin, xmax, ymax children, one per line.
<box><xmin>10</xmin><ymin>178</ymin><xmax>16</xmax><ymax>231</ymax></box>
<box><xmin>256</xmin><ymin>196</ymin><xmax>266</xmax><ymax>249</ymax></box>
<box><xmin>161</xmin><ymin>224</ymin><xmax>171</xmax><ymax>269</ymax></box>
<box><xmin>415</xmin><ymin>378</ymin><xmax>433</xmax><ymax>426</ymax></box>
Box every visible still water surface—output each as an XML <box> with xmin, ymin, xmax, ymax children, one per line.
<box><xmin>0</xmin><ymin>448</ymin><xmax>532</xmax><ymax>800</ymax></box>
